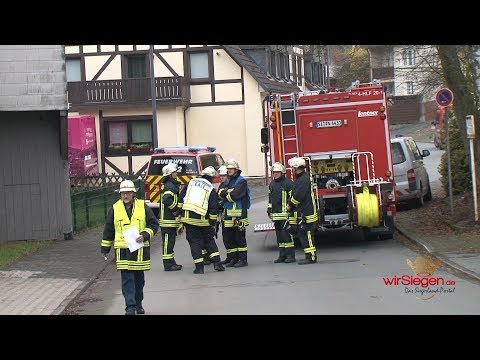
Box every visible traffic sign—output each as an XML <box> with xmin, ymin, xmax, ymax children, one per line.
<box><xmin>436</xmin><ymin>88</ymin><xmax>454</xmax><ymax>107</ymax></box>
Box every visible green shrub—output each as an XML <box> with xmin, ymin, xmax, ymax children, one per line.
<box><xmin>438</xmin><ymin>112</ymin><xmax>472</xmax><ymax>194</ymax></box>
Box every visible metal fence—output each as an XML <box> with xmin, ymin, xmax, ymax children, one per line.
<box><xmin>71</xmin><ymin>178</ymin><xmax>145</xmax><ymax>233</ymax></box>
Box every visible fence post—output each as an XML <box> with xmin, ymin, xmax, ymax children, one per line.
<box><xmin>72</xmin><ymin>194</ymin><xmax>77</xmax><ymax>233</ymax></box>
<box><xmin>103</xmin><ymin>187</ymin><xmax>107</xmax><ymax>219</ymax></box>
<box><xmin>85</xmin><ymin>195</ymin><xmax>90</xmax><ymax>227</ymax></box>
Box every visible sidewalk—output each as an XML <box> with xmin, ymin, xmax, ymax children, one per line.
<box><xmin>0</xmin><ymin>182</ymin><xmax>479</xmax><ymax>315</ymax></box>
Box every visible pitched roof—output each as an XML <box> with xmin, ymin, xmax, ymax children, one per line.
<box><xmin>223</xmin><ymin>45</ymin><xmax>300</xmax><ymax>94</ymax></box>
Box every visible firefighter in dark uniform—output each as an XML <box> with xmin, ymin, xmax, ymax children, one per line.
<box><xmin>267</xmin><ymin>162</ymin><xmax>296</xmax><ymax>263</ymax></box>
<box><xmin>217</xmin><ymin>165</ymin><xmax>233</xmax><ymax>265</ymax></box>
<box><xmin>159</xmin><ymin>163</ymin><xmax>183</xmax><ymax>271</ymax></box>
<box><xmin>287</xmin><ymin>157</ymin><xmax>318</xmax><ymax>265</ymax></box>
<box><xmin>101</xmin><ymin>180</ymin><xmax>159</xmax><ymax>315</ymax></box>
<box><xmin>217</xmin><ymin>159</ymin><xmax>250</xmax><ymax>268</ymax></box>
<box><xmin>179</xmin><ymin>166</ymin><xmax>225</xmax><ymax>274</ymax></box>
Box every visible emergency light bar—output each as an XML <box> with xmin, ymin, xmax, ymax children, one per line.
<box><xmin>154</xmin><ymin>146</ymin><xmax>216</xmax><ymax>153</ymax></box>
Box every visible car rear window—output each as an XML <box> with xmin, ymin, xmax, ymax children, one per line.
<box><xmin>147</xmin><ymin>155</ymin><xmax>199</xmax><ymax>175</ymax></box>
<box><xmin>392</xmin><ymin>142</ymin><xmax>406</xmax><ymax>165</ymax></box>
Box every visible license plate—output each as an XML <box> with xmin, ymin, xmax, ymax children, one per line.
<box><xmin>315</xmin><ymin>120</ymin><xmax>342</xmax><ymax>128</ymax></box>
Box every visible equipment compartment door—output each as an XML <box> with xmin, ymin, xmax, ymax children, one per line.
<box><xmin>297</xmin><ymin>110</ymin><xmax>358</xmax><ymax>154</ymax></box>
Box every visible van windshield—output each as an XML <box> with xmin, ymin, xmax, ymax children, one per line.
<box><xmin>148</xmin><ymin>156</ymin><xmax>199</xmax><ymax>175</ymax></box>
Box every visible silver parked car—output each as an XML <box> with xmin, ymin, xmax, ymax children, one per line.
<box><xmin>391</xmin><ymin>136</ymin><xmax>432</xmax><ymax>207</ymax></box>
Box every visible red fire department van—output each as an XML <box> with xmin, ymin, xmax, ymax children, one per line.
<box><xmin>256</xmin><ymin>81</ymin><xmax>396</xmax><ymax>240</ymax></box>
<box><xmin>144</xmin><ymin>146</ymin><xmax>225</xmax><ymax>217</ymax></box>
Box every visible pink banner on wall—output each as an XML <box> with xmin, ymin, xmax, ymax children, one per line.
<box><xmin>68</xmin><ymin>115</ymin><xmax>99</xmax><ymax>177</ymax></box>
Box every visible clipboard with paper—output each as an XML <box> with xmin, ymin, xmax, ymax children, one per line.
<box><xmin>122</xmin><ymin>226</ymin><xmax>144</xmax><ymax>252</ymax></box>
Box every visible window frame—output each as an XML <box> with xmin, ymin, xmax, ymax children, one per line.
<box><xmin>406</xmin><ymin>81</ymin><xmax>414</xmax><ymax>95</ymax></box>
<box><xmin>103</xmin><ymin>117</ymin><xmax>153</xmax><ymax>156</ymax></box>
<box><xmin>187</xmin><ymin>49</ymin><xmax>212</xmax><ymax>84</ymax></box>
<box><xmin>123</xmin><ymin>53</ymin><xmax>148</xmax><ymax>79</ymax></box>
<box><xmin>66</xmin><ymin>58</ymin><xmax>82</xmax><ymax>82</ymax></box>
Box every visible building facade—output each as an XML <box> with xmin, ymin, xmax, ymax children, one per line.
<box><xmin>65</xmin><ymin>45</ymin><xmax>327</xmax><ymax>178</ymax></box>
<box><xmin>364</xmin><ymin>45</ymin><xmax>440</xmax><ymax>124</ymax></box>
<box><xmin>0</xmin><ymin>45</ymin><xmax>72</xmax><ymax>242</ymax></box>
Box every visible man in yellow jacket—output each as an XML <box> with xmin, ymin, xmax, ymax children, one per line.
<box><xmin>101</xmin><ymin>180</ymin><xmax>159</xmax><ymax>315</ymax></box>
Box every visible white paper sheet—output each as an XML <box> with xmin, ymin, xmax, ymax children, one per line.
<box><xmin>122</xmin><ymin>226</ymin><xmax>144</xmax><ymax>252</ymax></box>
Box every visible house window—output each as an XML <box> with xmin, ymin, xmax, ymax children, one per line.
<box><xmin>66</xmin><ymin>58</ymin><xmax>81</xmax><ymax>82</ymax></box>
<box><xmin>105</xmin><ymin>119</ymin><xmax>153</xmax><ymax>155</ymax></box>
<box><xmin>269</xmin><ymin>51</ymin><xmax>277</xmax><ymax>78</ymax></box>
<box><xmin>406</xmin><ymin>81</ymin><xmax>414</xmax><ymax>95</ymax></box>
<box><xmin>304</xmin><ymin>60</ymin><xmax>312</xmax><ymax>82</ymax></box>
<box><xmin>279</xmin><ymin>53</ymin><xmax>286</xmax><ymax>79</ymax></box>
<box><xmin>297</xmin><ymin>58</ymin><xmax>302</xmax><ymax>86</ymax></box>
<box><xmin>189</xmin><ymin>52</ymin><xmax>210</xmax><ymax>81</ymax></box>
<box><xmin>126</xmin><ymin>54</ymin><xmax>147</xmax><ymax>78</ymax></box>
<box><xmin>402</xmin><ymin>48</ymin><xmax>416</xmax><ymax>66</ymax></box>
<box><xmin>285</xmin><ymin>54</ymin><xmax>290</xmax><ymax>81</ymax></box>
<box><xmin>313</xmin><ymin>62</ymin><xmax>320</xmax><ymax>84</ymax></box>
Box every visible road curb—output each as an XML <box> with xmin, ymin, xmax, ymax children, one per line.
<box><xmin>395</xmin><ymin>224</ymin><xmax>480</xmax><ymax>285</ymax></box>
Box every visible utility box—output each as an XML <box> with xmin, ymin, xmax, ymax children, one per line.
<box><xmin>68</xmin><ymin>115</ymin><xmax>99</xmax><ymax>177</ymax></box>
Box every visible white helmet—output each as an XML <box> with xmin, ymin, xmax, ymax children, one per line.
<box><xmin>288</xmin><ymin>157</ymin><xmax>306</xmax><ymax>168</ymax></box>
<box><xmin>201</xmin><ymin>166</ymin><xmax>217</xmax><ymax>177</ymax></box>
<box><xmin>218</xmin><ymin>165</ymin><xmax>228</xmax><ymax>175</ymax></box>
<box><xmin>162</xmin><ymin>163</ymin><xmax>180</xmax><ymax>176</ymax></box>
<box><xmin>225</xmin><ymin>159</ymin><xmax>239</xmax><ymax>170</ymax></box>
<box><xmin>119</xmin><ymin>180</ymin><xmax>137</xmax><ymax>193</ymax></box>
<box><xmin>271</xmin><ymin>162</ymin><xmax>286</xmax><ymax>173</ymax></box>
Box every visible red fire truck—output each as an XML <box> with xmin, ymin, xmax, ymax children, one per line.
<box><xmin>257</xmin><ymin>81</ymin><xmax>396</xmax><ymax>240</ymax></box>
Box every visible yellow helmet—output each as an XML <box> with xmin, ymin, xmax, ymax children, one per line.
<box><xmin>271</xmin><ymin>162</ymin><xmax>286</xmax><ymax>173</ymax></box>
<box><xmin>162</xmin><ymin>163</ymin><xmax>180</xmax><ymax>176</ymax></box>
<box><xmin>225</xmin><ymin>159</ymin><xmax>239</xmax><ymax>170</ymax></box>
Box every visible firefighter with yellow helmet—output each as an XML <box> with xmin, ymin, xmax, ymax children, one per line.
<box><xmin>159</xmin><ymin>163</ymin><xmax>183</xmax><ymax>271</ymax></box>
<box><xmin>287</xmin><ymin>157</ymin><xmax>318</xmax><ymax>265</ymax></box>
<box><xmin>217</xmin><ymin>159</ymin><xmax>251</xmax><ymax>268</ymax></box>
<box><xmin>179</xmin><ymin>166</ymin><xmax>225</xmax><ymax>274</ymax></box>
<box><xmin>100</xmin><ymin>180</ymin><xmax>159</xmax><ymax>315</ymax></box>
<box><xmin>268</xmin><ymin>162</ymin><xmax>296</xmax><ymax>263</ymax></box>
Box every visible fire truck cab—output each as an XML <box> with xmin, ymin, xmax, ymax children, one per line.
<box><xmin>258</xmin><ymin>81</ymin><xmax>396</xmax><ymax>240</ymax></box>
<box><xmin>144</xmin><ymin>146</ymin><xmax>225</xmax><ymax>217</ymax></box>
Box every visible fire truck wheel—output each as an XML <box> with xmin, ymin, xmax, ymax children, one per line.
<box><xmin>413</xmin><ymin>183</ymin><xmax>425</xmax><ymax>208</ymax></box>
<box><xmin>424</xmin><ymin>181</ymin><xmax>432</xmax><ymax>202</ymax></box>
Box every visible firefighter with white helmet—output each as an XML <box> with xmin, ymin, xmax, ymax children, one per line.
<box><xmin>217</xmin><ymin>158</ymin><xmax>251</xmax><ymax>267</ymax></box>
<box><xmin>267</xmin><ymin>162</ymin><xmax>296</xmax><ymax>263</ymax></box>
<box><xmin>179</xmin><ymin>166</ymin><xmax>225</xmax><ymax>274</ymax></box>
<box><xmin>287</xmin><ymin>157</ymin><xmax>319</xmax><ymax>265</ymax></box>
<box><xmin>101</xmin><ymin>179</ymin><xmax>159</xmax><ymax>315</ymax></box>
<box><xmin>159</xmin><ymin>163</ymin><xmax>183</xmax><ymax>271</ymax></box>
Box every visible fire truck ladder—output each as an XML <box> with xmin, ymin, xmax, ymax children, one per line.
<box><xmin>276</xmin><ymin>93</ymin><xmax>299</xmax><ymax>166</ymax></box>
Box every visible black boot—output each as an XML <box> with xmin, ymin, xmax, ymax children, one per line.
<box><xmin>225</xmin><ymin>258</ymin><xmax>238</xmax><ymax>268</ymax></box>
<box><xmin>284</xmin><ymin>248</ymin><xmax>296</xmax><ymax>263</ymax></box>
<box><xmin>298</xmin><ymin>253</ymin><xmax>316</xmax><ymax>265</ymax></box>
<box><xmin>213</xmin><ymin>261</ymin><xmax>225</xmax><ymax>271</ymax></box>
<box><xmin>274</xmin><ymin>248</ymin><xmax>286</xmax><ymax>263</ymax></box>
<box><xmin>164</xmin><ymin>260</ymin><xmax>183</xmax><ymax>271</ymax></box>
<box><xmin>220</xmin><ymin>257</ymin><xmax>232</xmax><ymax>265</ymax></box>
<box><xmin>193</xmin><ymin>263</ymin><xmax>204</xmax><ymax>274</ymax></box>
<box><xmin>234</xmin><ymin>259</ymin><xmax>248</xmax><ymax>267</ymax></box>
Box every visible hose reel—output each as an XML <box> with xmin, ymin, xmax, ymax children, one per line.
<box><xmin>355</xmin><ymin>185</ymin><xmax>380</xmax><ymax>228</ymax></box>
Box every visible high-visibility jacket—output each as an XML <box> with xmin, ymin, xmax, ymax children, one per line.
<box><xmin>180</xmin><ymin>176</ymin><xmax>218</xmax><ymax>227</ymax></box>
<box><xmin>160</xmin><ymin>176</ymin><xmax>182</xmax><ymax>228</ymax></box>
<box><xmin>268</xmin><ymin>174</ymin><xmax>294</xmax><ymax>221</ymax></box>
<box><xmin>288</xmin><ymin>171</ymin><xmax>318</xmax><ymax>224</ymax></box>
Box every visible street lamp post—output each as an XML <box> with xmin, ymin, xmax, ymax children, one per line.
<box><xmin>150</xmin><ymin>45</ymin><xmax>158</xmax><ymax>149</ymax></box>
